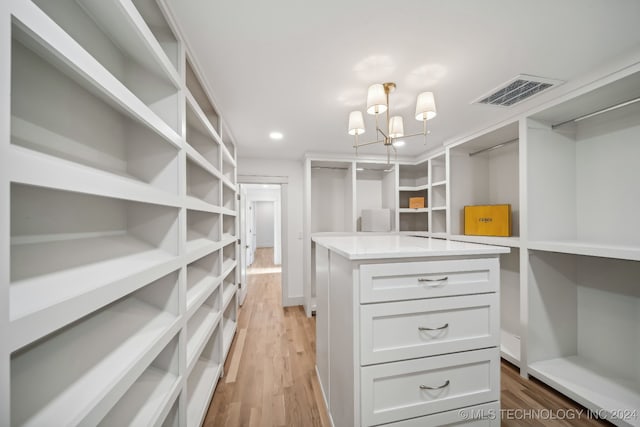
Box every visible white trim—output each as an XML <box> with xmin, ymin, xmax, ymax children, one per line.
<box><xmin>237</xmin><ymin>177</ymin><xmax>290</xmax><ymax>308</ymax></box>
<box><xmin>238</xmin><ymin>175</ymin><xmax>288</xmax><ymax>184</ymax></box>
<box><xmin>315</xmin><ymin>366</ymin><xmax>335</xmax><ymax>427</ymax></box>
<box><xmin>284</xmin><ymin>296</ymin><xmax>304</xmax><ymax>307</ymax></box>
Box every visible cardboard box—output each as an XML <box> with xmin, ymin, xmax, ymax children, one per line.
<box><xmin>464</xmin><ymin>204</ymin><xmax>512</xmax><ymax>237</ymax></box>
<box><xmin>409</xmin><ymin>197</ymin><xmax>425</xmax><ymax>209</ymax></box>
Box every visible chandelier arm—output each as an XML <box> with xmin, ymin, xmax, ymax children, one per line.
<box><xmin>354</xmin><ymin>139</ymin><xmax>385</xmax><ymax>148</ymax></box>
<box><xmin>377</xmin><ymin>128</ymin><xmax>389</xmax><ymax>139</ymax></box>
<box><xmin>401</xmin><ymin>130</ymin><xmax>428</xmax><ymax>139</ymax></box>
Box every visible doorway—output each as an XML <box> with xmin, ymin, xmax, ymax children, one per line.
<box><xmin>238</xmin><ymin>182</ymin><xmax>286</xmax><ymax>306</ymax></box>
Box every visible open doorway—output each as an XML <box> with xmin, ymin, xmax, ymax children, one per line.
<box><xmin>238</xmin><ymin>183</ymin><xmax>286</xmax><ymax>306</ymax></box>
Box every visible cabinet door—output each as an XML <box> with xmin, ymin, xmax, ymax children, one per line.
<box><xmin>360</xmin><ymin>348</ymin><xmax>500</xmax><ymax>426</ymax></box>
<box><xmin>360</xmin><ymin>258</ymin><xmax>499</xmax><ymax>303</ymax></box>
<box><xmin>360</xmin><ymin>294</ymin><xmax>499</xmax><ymax>365</ymax></box>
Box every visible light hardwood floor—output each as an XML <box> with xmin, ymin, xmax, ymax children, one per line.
<box><xmin>204</xmin><ymin>248</ymin><xmax>609</xmax><ymax>427</ymax></box>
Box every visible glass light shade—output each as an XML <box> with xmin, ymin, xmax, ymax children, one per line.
<box><xmin>348</xmin><ymin>111</ymin><xmax>365</xmax><ymax>135</ymax></box>
<box><xmin>388</xmin><ymin>116</ymin><xmax>404</xmax><ymax>138</ymax></box>
<box><xmin>415</xmin><ymin>91</ymin><xmax>437</xmax><ymax>121</ymax></box>
<box><xmin>366</xmin><ymin>84</ymin><xmax>388</xmax><ymax>115</ymax></box>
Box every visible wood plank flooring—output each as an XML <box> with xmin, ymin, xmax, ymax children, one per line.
<box><xmin>203</xmin><ymin>248</ymin><xmax>610</xmax><ymax>427</ymax></box>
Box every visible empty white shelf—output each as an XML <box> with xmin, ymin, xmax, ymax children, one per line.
<box><xmin>528</xmin><ymin>240</ymin><xmax>640</xmax><ymax>262</ymax></box>
<box><xmin>222</xmin><ymin>284</ymin><xmax>236</xmax><ymax>310</ymax></box>
<box><xmin>222</xmin><ymin>177</ymin><xmax>236</xmax><ymax>192</ymax></box>
<box><xmin>399</xmin><ymin>184</ymin><xmax>429</xmax><ymax>191</ymax></box>
<box><xmin>187</xmin><ymin>359</ymin><xmax>222</xmax><ymax>427</ymax></box>
<box><xmin>431</xmin><ymin>180</ymin><xmax>446</xmax><ymax>187</ymax></box>
<box><xmin>184</xmin><ymin>143</ymin><xmax>222</xmax><ymax>182</ymax></box>
<box><xmin>12</xmin><ymin>1</ymin><xmax>181</xmax><ymax>149</ymax></box>
<box><xmin>184</xmin><ymin>196</ymin><xmax>223</xmax><ymax>215</ymax></box>
<box><xmin>223</xmin><ymin>319</ymin><xmax>237</xmax><ymax>359</ymax></box>
<box><xmin>68</xmin><ymin>0</ymin><xmax>180</xmax><ymax>88</ymax></box>
<box><xmin>185</xmin><ymin>239</ymin><xmax>221</xmax><ymax>264</ymax></box>
<box><xmin>221</xmin><ymin>144</ymin><xmax>236</xmax><ymax>168</ymax></box>
<box><xmin>449</xmin><ymin>234</ymin><xmax>521</xmax><ymax>248</ymax></box>
<box><xmin>10</xmin><ymin>234</ymin><xmax>178</xmax><ymax>351</ymax></box>
<box><xmin>222</xmin><ymin>259</ymin><xmax>237</xmax><ymax>275</ymax></box>
<box><xmin>399</xmin><ymin>208</ymin><xmax>429</xmax><ymax>213</ymax></box>
<box><xmin>11</xmin><ymin>298</ymin><xmax>179</xmax><ymax>427</ymax></box>
<box><xmin>500</xmin><ymin>330</ymin><xmax>521</xmax><ymax>365</ymax></box>
<box><xmin>187</xmin><ymin>309</ymin><xmax>221</xmax><ymax>373</ymax></box>
<box><xmin>221</xmin><ymin>259</ymin><xmax>236</xmax><ymax>279</ymax></box>
<box><xmin>185</xmin><ymin>90</ymin><xmax>223</xmax><ymax>145</ymax></box>
<box><xmin>98</xmin><ymin>366</ymin><xmax>179</xmax><ymax>427</ymax></box>
<box><xmin>9</xmin><ymin>146</ymin><xmax>181</xmax><ymax>209</ymax></box>
<box><xmin>186</xmin><ymin>275</ymin><xmax>220</xmax><ymax>317</ymax></box>
<box><xmin>529</xmin><ymin>356</ymin><xmax>640</xmax><ymax>427</ymax></box>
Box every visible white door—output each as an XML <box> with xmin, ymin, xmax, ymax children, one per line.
<box><xmin>247</xmin><ymin>202</ymin><xmax>256</xmax><ymax>266</ymax></box>
<box><xmin>238</xmin><ymin>186</ymin><xmax>248</xmax><ymax>305</ymax></box>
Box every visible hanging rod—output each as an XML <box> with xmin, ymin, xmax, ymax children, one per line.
<box><xmin>311</xmin><ymin>166</ymin><xmax>349</xmax><ymax>170</ymax></box>
<box><xmin>551</xmin><ymin>96</ymin><xmax>640</xmax><ymax>129</ymax></box>
<box><xmin>469</xmin><ymin>138</ymin><xmax>518</xmax><ymax>157</ymax></box>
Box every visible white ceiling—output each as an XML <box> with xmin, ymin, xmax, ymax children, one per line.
<box><xmin>164</xmin><ymin>0</ymin><xmax>640</xmax><ymax>160</ymax></box>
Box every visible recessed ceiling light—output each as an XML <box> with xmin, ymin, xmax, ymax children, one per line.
<box><xmin>356</xmin><ymin>167</ymin><xmax>364</xmax><ymax>171</ymax></box>
<box><xmin>269</xmin><ymin>131</ymin><xmax>283</xmax><ymax>140</ymax></box>
<box><xmin>392</xmin><ymin>140</ymin><xmax>405</xmax><ymax>147</ymax></box>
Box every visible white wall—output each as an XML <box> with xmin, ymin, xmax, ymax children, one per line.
<box><xmin>238</xmin><ymin>158</ymin><xmax>304</xmax><ymax>306</ymax></box>
<box><xmin>255</xmin><ymin>201</ymin><xmax>275</xmax><ymax>248</ymax></box>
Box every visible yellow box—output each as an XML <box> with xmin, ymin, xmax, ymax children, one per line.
<box><xmin>409</xmin><ymin>197</ymin><xmax>425</xmax><ymax>209</ymax></box>
<box><xmin>464</xmin><ymin>204</ymin><xmax>512</xmax><ymax>237</ymax></box>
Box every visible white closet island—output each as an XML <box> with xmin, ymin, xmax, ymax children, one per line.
<box><xmin>313</xmin><ymin>234</ymin><xmax>508</xmax><ymax>427</ymax></box>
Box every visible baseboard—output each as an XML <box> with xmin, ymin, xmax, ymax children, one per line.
<box><xmin>283</xmin><ymin>296</ymin><xmax>304</xmax><ymax>307</ymax></box>
<box><xmin>315</xmin><ymin>366</ymin><xmax>334</xmax><ymax>427</ymax></box>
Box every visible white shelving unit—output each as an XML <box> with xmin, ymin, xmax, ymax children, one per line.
<box><xmin>355</xmin><ymin>162</ymin><xmax>396</xmax><ymax>231</ymax></box>
<box><xmin>398</xmin><ymin>161</ymin><xmax>429</xmax><ymax>232</ymax></box>
<box><xmin>523</xmin><ymin>69</ymin><xmax>640</xmax><ymax>425</ymax></box>
<box><xmin>447</xmin><ymin>121</ymin><xmax>522</xmax><ymax>365</ymax></box>
<box><xmin>429</xmin><ymin>153</ymin><xmax>447</xmax><ymax>234</ymax></box>
<box><xmin>1</xmin><ymin>1</ymin><xmax>239</xmax><ymax>426</ymax></box>
<box><xmin>303</xmin><ymin>152</ymin><xmax>448</xmax><ymax>316</ymax></box>
<box><xmin>528</xmin><ymin>252</ymin><xmax>640</xmax><ymax>426</ymax></box>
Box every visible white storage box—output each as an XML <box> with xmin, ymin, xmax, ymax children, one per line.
<box><xmin>361</xmin><ymin>209</ymin><xmax>391</xmax><ymax>232</ymax></box>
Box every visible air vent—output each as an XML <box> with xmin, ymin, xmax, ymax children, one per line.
<box><xmin>473</xmin><ymin>74</ymin><xmax>563</xmax><ymax>107</ymax></box>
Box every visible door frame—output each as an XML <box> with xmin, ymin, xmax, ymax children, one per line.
<box><xmin>238</xmin><ymin>175</ymin><xmax>289</xmax><ymax>306</ymax></box>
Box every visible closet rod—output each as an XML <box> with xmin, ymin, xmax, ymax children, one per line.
<box><xmin>551</xmin><ymin>96</ymin><xmax>640</xmax><ymax>129</ymax></box>
<box><xmin>311</xmin><ymin>166</ymin><xmax>350</xmax><ymax>170</ymax></box>
<box><xmin>469</xmin><ymin>138</ymin><xmax>518</xmax><ymax>157</ymax></box>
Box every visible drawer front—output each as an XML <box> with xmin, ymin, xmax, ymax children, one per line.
<box><xmin>382</xmin><ymin>401</ymin><xmax>500</xmax><ymax>426</ymax></box>
<box><xmin>361</xmin><ymin>348</ymin><xmax>500</xmax><ymax>426</ymax></box>
<box><xmin>359</xmin><ymin>258</ymin><xmax>499</xmax><ymax>303</ymax></box>
<box><xmin>360</xmin><ymin>294</ymin><xmax>499</xmax><ymax>365</ymax></box>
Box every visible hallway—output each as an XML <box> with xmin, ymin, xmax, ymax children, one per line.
<box><xmin>203</xmin><ymin>248</ymin><xmax>329</xmax><ymax>426</ymax></box>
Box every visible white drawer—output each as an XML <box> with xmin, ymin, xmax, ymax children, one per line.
<box><xmin>360</xmin><ymin>294</ymin><xmax>499</xmax><ymax>365</ymax></box>
<box><xmin>381</xmin><ymin>401</ymin><xmax>500</xmax><ymax>426</ymax></box>
<box><xmin>360</xmin><ymin>348</ymin><xmax>500</xmax><ymax>426</ymax></box>
<box><xmin>359</xmin><ymin>258</ymin><xmax>499</xmax><ymax>303</ymax></box>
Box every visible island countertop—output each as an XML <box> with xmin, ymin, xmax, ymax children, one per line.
<box><xmin>312</xmin><ymin>234</ymin><xmax>510</xmax><ymax>260</ymax></box>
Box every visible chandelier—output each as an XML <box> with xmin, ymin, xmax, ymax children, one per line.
<box><xmin>347</xmin><ymin>82</ymin><xmax>437</xmax><ymax>163</ymax></box>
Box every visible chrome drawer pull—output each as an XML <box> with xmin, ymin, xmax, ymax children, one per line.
<box><xmin>420</xmin><ymin>380</ymin><xmax>450</xmax><ymax>390</ymax></box>
<box><xmin>418</xmin><ymin>276</ymin><xmax>448</xmax><ymax>283</ymax></box>
<box><xmin>418</xmin><ymin>323</ymin><xmax>449</xmax><ymax>332</ymax></box>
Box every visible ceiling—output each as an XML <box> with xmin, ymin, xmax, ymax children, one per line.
<box><xmin>164</xmin><ymin>0</ymin><xmax>640</xmax><ymax>160</ymax></box>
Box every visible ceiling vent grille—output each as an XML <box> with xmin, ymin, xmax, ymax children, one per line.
<box><xmin>473</xmin><ymin>74</ymin><xmax>563</xmax><ymax>107</ymax></box>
